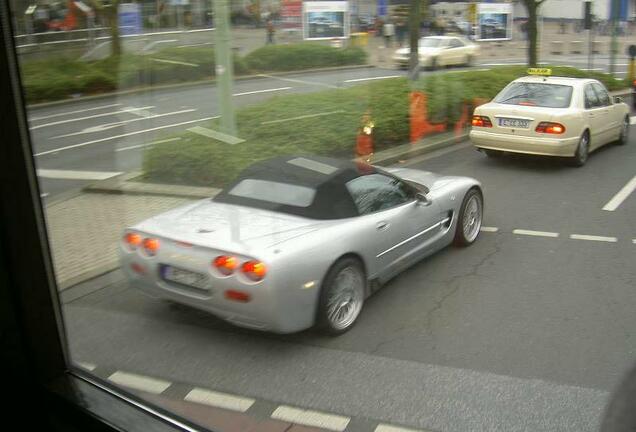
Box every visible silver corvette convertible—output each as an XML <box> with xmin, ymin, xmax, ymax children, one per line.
<box><xmin>120</xmin><ymin>156</ymin><xmax>483</xmax><ymax>334</ymax></box>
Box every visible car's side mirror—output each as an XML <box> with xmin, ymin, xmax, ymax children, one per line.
<box><xmin>416</xmin><ymin>192</ymin><xmax>432</xmax><ymax>206</ymax></box>
<box><xmin>614</xmin><ymin>96</ymin><xmax>623</xmax><ymax>104</ymax></box>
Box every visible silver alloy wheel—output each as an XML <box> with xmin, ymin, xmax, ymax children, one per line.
<box><xmin>326</xmin><ymin>266</ymin><xmax>364</xmax><ymax>331</ymax></box>
<box><xmin>462</xmin><ymin>194</ymin><xmax>482</xmax><ymax>243</ymax></box>
<box><xmin>577</xmin><ymin>134</ymin><xmax>589</xmax><ymax>164</ymax></box>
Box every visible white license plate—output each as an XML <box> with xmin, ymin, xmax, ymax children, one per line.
<box><xmin>498</xmin><ymin>118</ymin><xmax>530</xmax><ymax>129</ymax></box>
<box><xmin>161</xmin><ymin>265</ymin><xmax>208</xmax><ymax>290</ymax></box>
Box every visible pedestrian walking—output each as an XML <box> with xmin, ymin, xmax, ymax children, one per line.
<box><xmin>266</xmin><ymin>19</ymin><xmax>275</xmax><ymax>44</ymax></box>
<box><xmin>383</xmin><ymin>20</ymin><xmax>395</xmax><ymax>48</ymax></box>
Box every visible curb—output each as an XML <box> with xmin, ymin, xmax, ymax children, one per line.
<box><xmin>27</xmin><ymin>64</ymin><xmax>374</xmax><ymax>109</ymax></box>
<box><xmin>373</xmin><ymin>131</ymin><xmax>469</xmax><ymax>167</ymax></box>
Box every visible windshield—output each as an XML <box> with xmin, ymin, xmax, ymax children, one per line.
<box><xmin>494</xmin><ymin>82</ymin><xmax>573</xmax><ymax>108</ymax></box>
<box><xmin>419</xmin><ymin>38</ymin><xmax>443</xmax><ymax>48</ymax></box>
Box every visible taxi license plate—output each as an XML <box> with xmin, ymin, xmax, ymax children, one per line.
<box><xmin>161</xmin><ymin>265</ymin><xmax>209</xmax><ymax>291</ymax></box>
<box><xmin>498</xmin><ymin>118</ymin><xmax>530</xmax><ymax>129</ymax></box>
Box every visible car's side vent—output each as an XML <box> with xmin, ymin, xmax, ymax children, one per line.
<box><xmin>443</xmin><ymin>211</ymin><xmax>453</xmax><ymax>229</ymax></box>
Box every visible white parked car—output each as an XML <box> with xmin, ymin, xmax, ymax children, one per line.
<box><xmin>470</xmin><ymin>71</ymin><xmax>631</xmax><ymax>166</ymax></box>
<box><xmin>392</xmin><ymin>36</ymin><xmax>479</xmax><ymax>70</ymax></box>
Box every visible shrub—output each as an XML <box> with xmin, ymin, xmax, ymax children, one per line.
<box><xmin>244</xmin><ymin>43</ymin><xmax>367</xmax><ymax>72</ymax></box>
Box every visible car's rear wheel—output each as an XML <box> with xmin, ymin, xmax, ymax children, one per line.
<box><xmin>570</xmin><ymin>131</ymin><xmax>589</xmax><ymax>167</ymax></box>
<box><xmin>484</xmin><ymin>149</ymin><xmax>503</xmax><ymax>158</ymax></box>
<box><xmin>617</xmin><ymin>116</ymin><xmax>629</xmax><ymax>145</ymax></box>
<box><xmin>454</xmin><ymin>188</ymin><xmax>483</xmax><ymax>247</ymax></box>
<box><xmin>317</xmin><ymin>258</ymin><xmax>365</xmax><ymax>335</ymax></box>
<box><xmin>465</xmin><ymin>55</ymin><xmax>473</xmax><ymax>66</ymax></box>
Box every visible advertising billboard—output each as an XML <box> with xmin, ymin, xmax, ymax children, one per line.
<box><xmin>303</xmin><ymin>1</ymin><xmax>349</xmax><ymax>40</ymax></box>
<box><xmin>477</xmin><ymin>2</ymin><xmax>512</xmax><ymax>41</ymax></box>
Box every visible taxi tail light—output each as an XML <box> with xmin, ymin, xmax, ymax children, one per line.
<box><xmin>242</xmin><ymin>260</ymin><xmax>267</xmax><ymax>282</ymax></box>
<box><xmin>123</xmin><ymin>232</ymin><xmax>142</xmax><ymax>250</ymax></box>
<box><xmin>213</xmin><ymin>255</ymin><xmax>237</xmax><ymax>276</ymax></box>
<box><xmin>535</xmin><ymin>122</ymin><xmax>566</xmax><ymax>134</ymax></box>
<box><xmin>471</xmin><ymin>115</ymin><xmax>492</xmax><ymax>128</ymax></box>
<box><xmin>142</xmin><ymin>237</ymin><xmax>160</xmax><ymax>256</ymax></box>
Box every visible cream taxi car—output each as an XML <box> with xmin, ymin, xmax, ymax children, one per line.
<box><xmin>393</xmin><ymin>36</ymin><xmax>479</xmax><ymax>70</ymax></box>
<box><xmin>470</xmin><ymin>70</ymin><xmax>631</xmax><ymax>166</ymax></box>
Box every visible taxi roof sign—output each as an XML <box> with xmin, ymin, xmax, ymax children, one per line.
<box><xmin>527</xmin><ymin>68</ymin><xmax>552</xmax><ymax>76</ymax></box>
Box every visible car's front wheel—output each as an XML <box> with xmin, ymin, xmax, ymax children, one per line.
<box><xmin>617</xmin><ymin>116</ymin><xmax>629</xmax><ymax>145</ymax></box>
<box><xmin>454</xmin><ymin>188</ymin><xmax>483</xmax><ymax>247</ymax></box>
<box><xmin>317</xmin><ymin>257</ymin><xmax>365</xmax><ymax>335</ymax></box>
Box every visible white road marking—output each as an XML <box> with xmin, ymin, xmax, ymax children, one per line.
<box><xmin>570</xmin><ymin>234</ymin><xmax>618</xmax><ymax>243</ymax></box>
<box><xmin>30</xmin><ymin>103</ymin><xmax>121</xmax><ymax>122</ymax></box>
<box><xmin>34</xmin><ymin>116</ymin><xmax>218</xmax><ymax>157</ymax></box>
<box><xmin>512</xmin><ymin>229</ymin><xmax>559</xmax><ymax>238</ymax></box>
<box><xmin>40</xmin><ymin>192</ymin><xmax>49</xmax><ymax>198</ymax></box>
<box><xmin>580</xmin><ymin>68</ymin><xmax>604</xmax><ymax>71</ymax></box>
<box><xmin>30</xmin><ymin>106</ymin><xmax>155</xmax><ymax>130</ymax></box>
<box><xmin>375</xmin><ymin>424</ymin><xmax>425</xmax><ymax>432</ymax></box>
<box><xmin>258</xmin><ymin>73</ymin><xmax>339</xmax><ymax>89</ymax></box>
<box><xmin>76</xmin><ymin>361</ymin><xmax>96</xmax><ymax>371</ymax></box>
<box><xmin>261</xmin><ymin>110</ymin><xmax>345</xmax><ymax>125</ymax></box>
<box><xmin>232</xmin><ymin>87</ymin><xmax>292</xmax><ymax>96</ymax></box>
<box><xmin>480</xmin><ymin>62</ymin><xmax>526</xmax><ymax>66</ymax></box>
<box><xmin>603</xmin><ymin>175</ymin><xmax>636</xmax><ymax>211</ymax></box>
<box><xmin>108</xmin><ymin>371</ymin><xmax>171</xmax><ymax>394</ymax></box>
<box><xmin>121</xmin><ymin>106</ymin><xmax>154</xmax><ymax>118</ymax></box>
<box><xmin>115</xmin><ymin>137</ymin><xmax>182</xmax><ymax>152</ymax></box>
<box><xmin>271</xmin><ymin>406</ymin><xmax>350</xmax><ymax>432</ymax></box>
<box><xmin>344</xmin><ymin>75</ymin><xmax>401</xmax><ymax>83</ymax></box>
<box><xmin>184</xmin><ymin>388</ymin><xmax>255</xmax><ymax>412</ymax></box>
<box><xmin>480</xmin><ymin>226</ymin><xmax>499</xmax><ymax>232</ymax></box>
<box><xmin>633</xmin><ymin>239</ymin><xmax>636</xmax><ymax>244</ymax></box>
<box><xmin>51</xmin><ymin>109</ymin><xmax>196</xmax><ymax>138</ymax></box>
<box><xmin>151</xmin><ymin>58</ymin><xmax>199</xmax><ymax>67</ymax></box>
<box><xmin>630</xmin><ymin>116</ymin><xmax>636</xmax><ymax>125</ymax></box>
<box><xmin>451</xmin><ymin>68</ymin><xmax>491</xmax><ymax>73</ymax></box>
<box><xmin>37</xmin><ymin>169</ymin><xmax>122</xmax><ymax>180</ymax></box>
<box><xmin>188</xmin><ymin>126</ymin><xmax>245</xmax><ymax>144</ymax></box>
<box><xmin>398</xmin><ymin>142</ymin><xmax>473</xmax><ymax>167</ymax></box>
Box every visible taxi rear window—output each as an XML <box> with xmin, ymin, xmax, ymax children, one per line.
<box><xmin>494</xmin><ymin>82</ymin><xmax>573</xmax><ymax>108</ymax></box>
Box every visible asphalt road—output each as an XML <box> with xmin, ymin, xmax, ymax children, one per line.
<box><xmin>61</xmin><ymin>127</ymin><xmax>636</xmax><ymax>432</ymax></box>
<box><xmin>28</xmin><ymin>54</ymin><xmax>633</xmax><ymax>200</ymax></box>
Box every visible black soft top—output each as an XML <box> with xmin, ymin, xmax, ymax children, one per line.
<box><xmin>214</xmin><ymin>155</ymin><xmax>378</xmax><ymax>219</ymax></box>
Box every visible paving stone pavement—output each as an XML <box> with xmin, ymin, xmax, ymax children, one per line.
<box><xmin>44</xmin><ymin>192</ymin><xmax>195</xmax><ymax>289</ymax></box>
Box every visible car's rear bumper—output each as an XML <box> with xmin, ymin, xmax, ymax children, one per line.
<box><xmin>469</xmin><ymin>129</ymin><xmax>579</xmax><ymax>157</ymax></box>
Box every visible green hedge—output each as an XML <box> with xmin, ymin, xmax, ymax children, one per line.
<box><xmin>22</xmin><ymin>44</ymin><xmax>366</xmax><ymax>103</ymax></box>
<box><xmin>142</xmin><ymin>65</ymin><xmax>630</xmax><ymax>188</ymax></box>
<box><xmin>244</xmin><ymin>43</ymin><xmax>367</xmax><ymax>72</ymax></box>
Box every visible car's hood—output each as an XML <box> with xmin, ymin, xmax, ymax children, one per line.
<box><xmin>133</xmin><ymin>200</ymin><xmax>325</xmax><ymax>254</ymax></box>
<box><xmin>395</xmin><ymin>46</ymin><xmax>442</xmax><ymax>56</ymax></box>
<box><xmin>383</xmin><ymin>167</ymin><xmax>458</xmax><ymax>191</ymax></box>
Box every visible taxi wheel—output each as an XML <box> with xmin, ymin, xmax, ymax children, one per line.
<box><xmin>570</xmin><ymin>132</ymin><xmax>589</xmax><ymax>167</ymax></box>
<box><xmin>617</xmin><ymin>116</ymin><xmax>629</xmax><ymax>146</ymax></box>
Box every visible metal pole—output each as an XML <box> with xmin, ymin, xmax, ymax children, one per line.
<box><xmin>587</xmin><ymin>28</ymin><xmax>592</xmax><ymax>71</ymax></box>
<box><xmin>609</xmin><ymin>0</ymin><xmax>618</xmax><ymax>76</ymax></box>
<box><xmin>408</xmin><ymin>0</ymin><xmax>421</xmax><ymax>81</ymax></box>
<box><xmin>213</xmin><ymin>0</ymin><xmax>236</xmax><ymax>136</ymax></box>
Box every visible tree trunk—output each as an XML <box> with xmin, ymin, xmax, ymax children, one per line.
<box><xmin>526</xmin><ymin>2</ymin><xmax>538</xmax><ymax>67</ymax></box>
<box><xmin>408</xmin><ymin>0</ymin><xmax>421</xmax><ymax>80</ymax></box>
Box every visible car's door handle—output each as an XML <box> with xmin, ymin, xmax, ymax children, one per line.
<box><xmin>376</xmin><ymin>221</ymin><xmax>389</xmax><ymax>231</ymax></box>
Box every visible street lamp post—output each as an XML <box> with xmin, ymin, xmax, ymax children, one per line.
<box><xmin>213</xmin><ymin>0</ymin><xmax>237</xmax><ymax>136</ymax></box>
<box><xmin>609</xmin><ymin>0</ymin><xmax>619</xmax><ymax>76</ymax></box>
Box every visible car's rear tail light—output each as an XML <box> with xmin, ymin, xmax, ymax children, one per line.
<box><xmin>142</xmin><ymin>238</ymin><xmax>160</xmax><ymax>256</ymax></box>
<box><xmin>124</xmin><ymin>232</ymin><xmax>142</xmax><ymax>250</ymax></box>
<box><xmin>213</xmin><ymin>255</ymin><xmax>237</xmax><ymax>276</ymax></box>
<box><xmin>535</xmin><ymin>122</ymin><xmax>566</xmax><ymax>134</ymax></box>
<box><xmin>471</xmin><ymin>115</ymin><xmax>492</xmax><ymax>127</ymax></box>
<box><xmin>130</xmin><ymin>262</ymin><xmax>147</xmax><ymax>275</ymax></box>
<box><xmin>224</xmin><ymin>290</ymin><xmax>251</xmax><ymax>303</ymax></box>
<box><xmin>242</xmin><ymin>260</ymin><xmax>267</xmax><ymax>281</ymax></box>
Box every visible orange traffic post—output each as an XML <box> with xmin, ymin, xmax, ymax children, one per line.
<box><xmin>355</xmin><ymin>111</ymin><xmax>375</xmax><ymax>162</ymax></box>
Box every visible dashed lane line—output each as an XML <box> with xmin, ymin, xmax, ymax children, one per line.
<box><xmin>569</xmin><ymin>234</ymin><xmax>618</xmax><ymax>243</ymax></box>
<box><xmin>258</xmin><ymin>73</ymin><xmax>339</xmax><ymax>89</ymax></box>
<box><xmin>630</xmin><ymin>116</ymin><xmax>636</xmax><ymax>125</ymax></box>
<box><xmin>108</xmin><ymin>371</ymin><xmax>171</xmax><ymax>394</ymax></box>
<box><xmin>30</xmin><ymin>106</ymin><xmax>155</xmax><ymax>130</ymax></box>
<box><xmin>344</xmin><ymin>75</ymin><xmax>401</xmax><ymax>83</ymax></box>
<box><xmin>479</xmin><ymin>226</ymin><xmax>499</xmax><ymax>232</ymax></box>
<box><xmin>271</xmin><ymin>406</ymin><xmax>350</xmax><ymax>432</ymax></box>
<box><xmin>184</xmin><ymin>388</ymin><xmax>255</xmax><ymax>412</ymax></box>
<box><xmin>233</xmin><ymin>87</ymin><xmax>292</xmax><ymax>96</ymax></box>
<box><xmin>34</xmin><ymin>116</ymin><xmax>217</xmax><ymax>157</ymax></box>
<box><xmin>29</xmin><ymin>103</ymin><xmax>122</xmax><ymax>122</ymax></box>
<box><xmin>151</xmin><ymin>58</ymin><xmax>199</xmax><ymax>67</ymax></box>
<box><xmin>512</xmin><ymin>229</ymin><xmax>559</xmax><ymax>238</ymax></box>
<box><xmin>115</xmin><ymin>137</ymin><xmax>182</xmax><ymax>152</ymax></box>
<box><xmin>375</xmin><ymin>424</ymin><xmax>431</xmax><ymax>432</ymax></box>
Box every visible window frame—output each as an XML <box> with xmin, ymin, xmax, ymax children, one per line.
<box><xmin>584</xmin><ymin>83</ymin><xmax>602</xmax><ymax>109</ymax></box>
<box><xmin>346</xmin><ymin>173</ymin><xmax>416</xmax><ymax>216</ymax></box>
<box><xmin>591</xmin><ymin>82</ymin><xmax>611</xmax><ymax>107</ymax></box>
